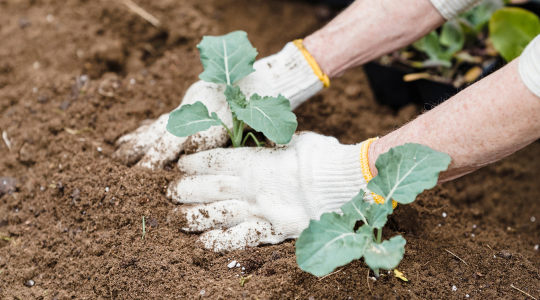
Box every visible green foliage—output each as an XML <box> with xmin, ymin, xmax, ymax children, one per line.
<box><xmin>412</xmin><ymin>1</ymin><xmax>540</xmax><ymax>70</ymax></box>
<box><xmin>489</xmin><ymin>7</ymin><xmax>540</xmax><ymax>62</ymax></box>
<box><xmin>367</xmin><ymin>143</ymin><xmax>452</xmax><ymax>205</ymax></box>
<box><xmin>166</xmin><ymin>101</ymin><xmax>222</xmax><ymax>137</ymax></box>
<box><xmin>230</xmin><ymin>93</ymin><xmax>297</xmax><ymax>145</ymax></box>
<box><xmin>198</xmin><ymin>31</ymin><xmax>258</xmax><ymax>85</ymax></box>
<box><xmin>167</xmin><ymin>31</ymin><xmax>297</xmax><ymax>147</ymax></box>
<box><xmin>296</xmin><ymin>143</ymin><xmax>451</xmax><ymax>277</ymax></box>
<box><xmin>341</xmin><ymin>189</ymin><xmax>392</xmax><ymax>229</ymax></box>
<box><xmin>412</xmin><ymin>20</ymin><xmax>465</xmax><ymax>67</ymax></box>
<box><xmin>295</xmin><ymin>212</ymin><xmax>371</xmax><ymax>277</ymax></box>
<box><xmin>363</xmin><ymin>236</ymin><xmax>406</xmax><ymax>270</ymax></box>
<box><xmin>460</xmin><ymin>0</ymin><xmax>503</xmax><ymax>32</ymax></box>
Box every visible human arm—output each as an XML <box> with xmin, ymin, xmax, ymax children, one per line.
<box><xmin>303</xmin><ymin>0</ymin><xmax>482</xmax><ymax>78</ymax></box>
<box><xmin>369</xmin><ymin>38</ymin><xmax>540</xmax><ymax>183</ymax></box>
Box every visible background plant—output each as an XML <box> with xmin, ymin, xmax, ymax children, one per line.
<box><xmin>411</xmin><ymin>0</ymin><xmax>540</xmax><ymax>70</ymax></box>
<box><xmin>296</xmin><ymin>143</ymin><xmax>451</xmax><ymax>277</ymax></box>
<box><xmin>166</xmin><ymin>31</ymin><xmax>297</xmax><ymax>148</ymax></box>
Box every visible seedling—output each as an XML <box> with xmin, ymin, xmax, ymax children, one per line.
<box><xmin>296</xmin><ymin>143</ymin><xmax>451</xmax><ymax>278</ymax></box>
<box><xmin>166</xmin><ymin>31</ymin><xmax>297</xmax><ymax>147</ymax></box>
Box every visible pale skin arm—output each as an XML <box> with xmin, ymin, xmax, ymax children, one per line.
<box><xmin>303</xmin><ymin>0</ymin><xmax>540</xmax><ymax>182</ymax></box>
<box><xmin>369</xmin><ymin>59</ymin><xmax>540</xmax><ymax>182</ymax></box>
<box><xmin>303</xmin><ymin>0</ymin><xmax>445</xmax><ymax>78</ymax></box>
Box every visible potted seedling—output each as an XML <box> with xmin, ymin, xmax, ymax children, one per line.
<box><xmin>296</xmin><ymin>143</ymin><xmax>451</xmax><ymax>277</ymax></box>
<box><xmin>166</xmin><ymin>31</ymin><xmax>297</xmax><ymax>147</ymax></box>
<box><xmin>364</xmin><ymin>0</ymin><xmax>540</xmax><ymax>109</ymax></box>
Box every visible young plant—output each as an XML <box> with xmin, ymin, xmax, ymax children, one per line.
<box><xmin>296</xmin><ymin>143</ymin><xmax>451</xmax><ymax>278</ymax></box>
<box><xmin>166</xmin><ymin>31</ymin><xmax>297</xmax><ymax>147</ymax></box>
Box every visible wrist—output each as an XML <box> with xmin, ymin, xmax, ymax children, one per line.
<box><xmin>254</xmin><ymin>42</ymin><xmax>325</xmax><ymax>110</ymax></box>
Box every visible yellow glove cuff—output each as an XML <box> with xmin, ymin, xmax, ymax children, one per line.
<box><xmin>360</xmin><ymin>137</ymin><xmax>398</xmax><ymax>209</ymax></box>
<box><xmin>292</xmin><ymin>39</ymin><xmax>330</xmax><ymax>88</ymax></box>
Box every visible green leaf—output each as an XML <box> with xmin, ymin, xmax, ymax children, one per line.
<box><xmin>340</xmin><ymin>189</ymin><xmax>370</xmax><ymax>224</ymax></box>
<box><xmin>364</xmin><ymin>236</ymin><xmax>406</xmax><ymax>271</ymax></box>
<box><xmin>367</xmin><ymin>143</ymin><xmax>451</xmax><ymax>205</ymax></box>
<box><xmin>459</xmin><ymin>0</ymin><xmax>503</xmax><ymax>32</ymax></box>
<box><xmin>197</xmin><ymin>31</ymin><xmax>258</xmax><ymax>85</ymax></box>
<box><xmin>340</xmin><ymin>189</ymin><xmax>391</xmax><ymax>229</ymax></box>
<box><xmin>231</xmin><ymin>93</ymin><xmax>297</xmax><ymax>144</ymax></box>
<box><xmin>296</xmin><ymin>212</ymin><xmax>371</xmax><ymax>277</ymax></box>
<box><xmin>439</xmin><ymin>20</ymin><xmax>465</xmax><ymax>60</ymax></box>
<box><xmin>166</xmin><ymin>101</ymin><xmax>222</xmax><ymax>137</ymax></box>
<box><xmin>224</xmin><ymin>85</ymin><xmax>248</xmax><ymax>118</ymax></box>
<box><xmin>412</xmin><ymin>21</ymin><xmax>465</xmax><ymax>68</ymax></box>
<box><xmin>413</xmin><ymin>31</ymin><xmax>442</xmax><ymax>61</ymax></box>
<box><xmin>489</xmin><ymin>7</ymin><xmax>540</xmax><ymax>62</ymax></box>
<box><xmin>413</xmin><ymin>31</ymin><xmax>453</xmax><ymax>68</ymax></box>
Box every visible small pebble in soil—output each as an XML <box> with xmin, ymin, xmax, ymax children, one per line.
<box><xmin>242</xmin><ymin>267</ymin><xmax>245</xmax><ymax>270</ymax></box>
<box><xmin>25</xmin><ymin>280</ymin><xmax>35</xmax><ymax>287</ymax></box>
<box><xmin>452</xmin><ymin>286</ymin><xmax>457</xmax><ymax>291</ymax></box>
<box><xmin>18</xmin><ymin>17</ymin><xmax>31</xmax><ymax>28</ymax></box>
<box><xmin>40</xmin><ymin>186</ymin><xmax>45</xmax><ymax>191</ymax></box>
<box><xmin>200</xmin><ymin>290</ymin><xmax>205</xmax><ymax>295</ymax></box>
<box><xmin>534</xmin><ymin>245</ymin><xmax>539</xmax><ymax>251</ymax></box>
<box><xmin>227</xmin><ymin>260</ymin><xmax>236</xmax><ymax>268</ymax></box>
<box><xmin>499</xmin><ymin>250</ymin><xmax>512</xmax><ymax>259</ymax></box>
<box><xmin>531</xmin><ymin>216</ymin><xmax>536</xmax><ymax>222</ymax></box>
<box><xmin>97</xmin><ymin>147</ymin><xmax>102</xmax><ymax>152</ymax></box>
<box><xmin>438</xmin><ymin>224</ymin><xmax>441</xmax><ymax>227</ymax></box>
<box><xmin>472</xmin><ymin>224</ymin><xmax>476</xmax><ymax>229</ymax></box>
<box><xmin>33</xmin><ymin>87</ymin><xmax>38</xmax><ymax>93</ymax></box>
<box><xmin>442</xmin><ymin>212</ymin><xmax>447</xmax><ymax>218</ymax></box>
<box><xmin>46</xmin><ymin>14</ymin><xmax>54</xmax><ymax>22</ymax></box>
<box><xmin>471</xmin><ymin>234</ymin><xmax>475</xmax><ymax>237</ymax></box>
<box><xmin>33</xmin><ymin>62</ymin><xmax>40</xmax><ymax>69</ymax></box>
<box><xmin>236</xmin><ymin>262</ymin><xmax>240</xmax><ymax>268</ymax></box>
<box><xmin>466</xmin><ymin>295</ymin><xmax>470</xmax><ymax>298</ymax></box>
<box><xmin>130</xmin><ymin>78</ymin><xmax>136</xmax><ymax>85</ymax></box>
<box><xmin>105</xmin><ymin>187</ymin><xmax>109</xmax><ymax>192</ymax></box>
<box><xmin>15</xmin><ymin>208</ymin><xmax>19</xmax><ymax>212</ymax></box>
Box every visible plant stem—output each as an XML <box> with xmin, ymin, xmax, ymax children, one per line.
<box><xmin>242</xmin><ymin>132</ymin><xmax>264</xmax><ymax>147</ymax></box>
<box><xmin>227</xmin><ymin>117</ymin><xmax>244</xmax><ymax>148</ymax></box>
<box><xmin>373</xmin><ymin>228</ymin><xmax>382</xmax><ymax>279</ymax></box>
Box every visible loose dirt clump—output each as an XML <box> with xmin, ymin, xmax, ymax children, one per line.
<box><xmin>0</xmin><ymin>0</ymin><xmax>539</xmax><ymax>299</ymax></box>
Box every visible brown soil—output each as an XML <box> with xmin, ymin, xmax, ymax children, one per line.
<box><xmin>0</xmin><ymin>0</ymin><xmax>539</xmax><ymax>299</ymax></box>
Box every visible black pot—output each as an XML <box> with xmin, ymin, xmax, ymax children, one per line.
<box><xmin>364</xmin><ymin>58</ymin><xmax>502</xmax><ymax>110</ymax></box>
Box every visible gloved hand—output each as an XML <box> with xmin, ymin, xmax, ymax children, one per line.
<box><xmin>168</xmin><ymin>132</ymin><xmax>378</xmax><ymax>252</ymax></box>
<box><xmin>113</xmin><ymin>42</ymin><xmax>327</xmax><ymax>169</ymax></box>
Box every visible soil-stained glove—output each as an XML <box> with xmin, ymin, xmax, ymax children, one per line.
<box><xmin>429</xmin><ymin>0</ymin><xmax>483</xmax><ymax>20</ymax></box>
<box><xmin>113</xmin><ymin>41</ymin><xmax>328</xmax><ymax>169</ymax></box>
<box><xmin>168</xmin><ymin>132</ymin><xmax>382</xmax><ymax>252</ymax></box>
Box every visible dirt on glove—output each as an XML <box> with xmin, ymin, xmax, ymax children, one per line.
<box><xmin>0</xmin><ymin>0</ymin><xmax>539</xmax><ymax>299</ymax></box>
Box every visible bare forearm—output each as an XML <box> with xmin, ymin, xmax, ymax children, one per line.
<box><xmin>303</xmin><ymin>0</ymin><xmax>444</xmax><ymax>78</ymax></box>
<box><xmin>368</xmin><ymin>58</ymin><xmax>540</xmax><ymax>182</ymax></box>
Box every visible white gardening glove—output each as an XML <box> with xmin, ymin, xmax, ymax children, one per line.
<box><xmin>167</xmin><ymin>132</ymin><xmax>377</xmax><ymax>252</ymax></box>
<box><xmin>113</xmin><ymin>42</ymin><xmax>325</xmax><ymax>169</ymax></box>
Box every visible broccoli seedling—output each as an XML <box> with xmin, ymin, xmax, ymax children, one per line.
<box><xmin>166</xmin><ymin>31</ymin><xmax>297</xmax><ymax>148</ymax></box>
<box><xmin>295</xmin><ymin>143</ymin><xmax>451</xmax><ymax>278</ymax></box>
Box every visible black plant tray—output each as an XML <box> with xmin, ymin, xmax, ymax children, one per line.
<box><xmin>364</xmin><ymin>59</ymin><xmax>502</xmax><ymax>110</ymax></box>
